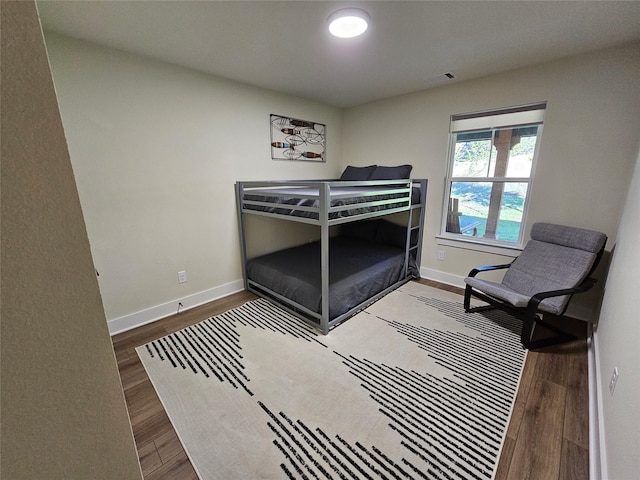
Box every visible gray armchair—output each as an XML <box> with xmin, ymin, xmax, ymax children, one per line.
<box><xmin>464</xmin><ymin>223</ymin><xmax>607</xmax><ymax>349</ymax></box>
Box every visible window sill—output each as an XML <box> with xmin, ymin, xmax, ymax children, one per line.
<box><xmin>435</xmin><ymin>235</ymin><xmax>522</xmax><ymax>258</ymax></box>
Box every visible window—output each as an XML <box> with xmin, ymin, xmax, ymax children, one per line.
<box><xmin>441</xmin><ymin>103</ymin><xmax>546</xmax><ymax>248</ymax></box>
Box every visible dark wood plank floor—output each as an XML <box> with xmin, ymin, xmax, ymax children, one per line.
<box><xmin>112</xmin><ymin>279</ymin><xmax>589</xmax><ymax>479</ymax></box>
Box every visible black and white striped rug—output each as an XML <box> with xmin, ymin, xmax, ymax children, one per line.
<box><xmin>137</xmin><ymin>281</ymin><xmax>526</xmax><ymax>480</ymax></box>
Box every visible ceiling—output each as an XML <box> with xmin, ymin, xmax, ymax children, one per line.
<box><xmin>37</xmin><ymin>1</ymin><xmax>640</xmax><ymax>108</ymax></box>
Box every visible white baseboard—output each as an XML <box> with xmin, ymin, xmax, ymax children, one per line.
<box><xmin>108</xmin><ymin>268</ymin><xmax>463</xmax><ymax>337</ymax></box>
<box><xmin>107</xmin><ymin>280</ymin><xmax>245</xmax><ymax>336</ymax></box>
<box><xmin>420</xmin><ymin>267</ymin><xmax>466</xmax><ymax>289</ymax></box>
<box><xmin>589</xmin><ymin>325</ymin><xmax>607</xmax><ymax>480</ymax></box>
<box><xmin>106</xmin><ymin>268</ymin><xmax>477</xmax><ymax>337</ymax></box>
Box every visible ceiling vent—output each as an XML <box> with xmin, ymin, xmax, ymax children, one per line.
<box><xmin>424</xmin><ymin>72</ymin><xmax>456</xmax><ymax>85</ymax></box>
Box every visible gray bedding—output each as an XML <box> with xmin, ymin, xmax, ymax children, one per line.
<box><xmin>246</xmin><ymin>236</ymin><xmax>413</xmax><ymax>320</ymax></box>
<box><xmin>242</xmin><ymin>185</ymin><xmax>421</xmax><ymax>220</ymax></box>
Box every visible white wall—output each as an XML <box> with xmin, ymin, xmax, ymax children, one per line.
<box><xmin>44</xmin><ymin>32</ymin><xmax>640</xmax><ymax>477</ymax></box>
<box><xmin>2</xmin><ymin>4</ymin><xmax>141</xmax><ymax>477</ymax></box>
<box><xmin>46</xmin><ymin>36</ymin><xmax>640</xmax><ymax>328</ymax></box>
<box><xmin>44</xmin><ymin>33</ymin><xmax>342</xmax><ymax>332</ymax></box>
<box><xmin>594</xmin><ymin>144</ymin><xmax>640</xmax><ymax>479</ymax></box>
<box><xmin>342</xmin><ymin>43</ymin><xmax>640</xmax><ymax>320</ymax></box>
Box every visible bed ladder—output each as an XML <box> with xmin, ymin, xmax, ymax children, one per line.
<box><xmin>404</xmin><ymin>179</ymin><xmax>427</xmax><ymax>277</ymax></box>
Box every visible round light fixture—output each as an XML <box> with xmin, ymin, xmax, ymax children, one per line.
<box><xmin>327</xmin><ymin>8</ymin><xmax>370</xmax><ymax>38</ymax></box>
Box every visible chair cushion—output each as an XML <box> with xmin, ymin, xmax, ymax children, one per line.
<box><xmin>464</xmin><ymin>277</ymin><xmax>565</xmax><ymax>315</ymax></box>
<box><xmin>466</xmin><ymin>223</ymin><xmax>606</xmax><ymax>316</ymax></box>
<box><xmin>531</xmin><ymin>223</ymin><xmax>606</xmax><ymax>253</ymax></box>
<box><xmin>501</xmin><ymin>239</ymin><xmax>597</xmax><ymax>313</ymax></box>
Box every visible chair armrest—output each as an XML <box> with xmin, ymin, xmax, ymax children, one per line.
<box><xmin>527</xmin><ymin>277</ymin><xmax>598</xmax><ymax>311</ymax></box>
<box><xmin>468</xmin><ymin>263</ymin><xmax>513</xmax><ymax>278</ymax></box>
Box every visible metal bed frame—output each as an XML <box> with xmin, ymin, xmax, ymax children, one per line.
<box><xmin>235</xmin><ymin>178</ymin><xmax>428</xmax><ymax>334</ymax></box>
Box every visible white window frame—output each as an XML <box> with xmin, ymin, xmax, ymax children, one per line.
<box><xmin>437</xmin><ymin>102</ymin><xmax>546</xmax><ymax>255</ymax></box>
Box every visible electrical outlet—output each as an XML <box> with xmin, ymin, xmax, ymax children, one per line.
<box><xmin>609</xmin><ymin>367</ymin><xmax>619</xmax><ymax>396</ymax></box>
<box><xmin>437</xmin><ymin>250</ymin><xmax>445</xmax><ymax>261</ymax></box>
<box><xmin>178</xmin><ymin>270</ymin><xmax>187</xmax><ymax>284</ymax></box>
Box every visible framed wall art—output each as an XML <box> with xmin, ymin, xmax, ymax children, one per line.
<box><xmin>270</xmin><ymin>114</ymin><xmax>326</xmax><ymax>162</ymax></box>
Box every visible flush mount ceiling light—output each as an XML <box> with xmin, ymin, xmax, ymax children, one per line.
<box><xmin>327</xmin><ymin>8</ymin><xmax>370</xmax><ymax>38</ymax></box>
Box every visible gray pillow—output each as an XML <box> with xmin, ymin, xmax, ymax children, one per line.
<box><xmin>370</xmin><ymin>164</ymin><xmax>413</xmax><ymax>180</ymax></box>
<box><xmin>340</xmin><ymin>165</ymin><xmax>377</xmax><ymax>181</ymax></box>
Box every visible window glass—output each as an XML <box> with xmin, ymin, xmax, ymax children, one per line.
<box><xmin>442</xmin><ymin>105</ymin><xmax>545</xmax><ymax>246</ymax></box>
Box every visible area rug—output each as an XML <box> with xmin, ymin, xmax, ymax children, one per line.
<box><xmin>137</xmin><ymin>281</ymin><xmax>527</xmax><ymax>480</ymax></box>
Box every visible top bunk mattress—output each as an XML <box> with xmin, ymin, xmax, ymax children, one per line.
<box><xmin>238</xmin><ymin>180</ymin><xmax>423</xmax><ymax>221</ymax></box>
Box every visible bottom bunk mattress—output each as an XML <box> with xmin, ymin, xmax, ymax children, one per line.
<box><xmin>246</xmin><ymin>236</ymin><xmax>413</xmax><ymax>320</ymax></box>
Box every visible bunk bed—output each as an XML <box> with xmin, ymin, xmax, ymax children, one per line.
<box><xmin>235</xmin><ymin>166</ymin><xmax>427</xmax><ymax>334</ymax></box>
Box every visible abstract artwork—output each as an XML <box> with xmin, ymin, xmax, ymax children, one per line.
<box><xmin>270</xmin><ymin>114</ymin><xmax>326</xmax><ymax>162</ymax></box>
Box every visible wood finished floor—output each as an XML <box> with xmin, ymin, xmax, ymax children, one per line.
<box><xmin>112</xmin><ymin>279</ymin><xmax>589</xmax><ymax>480</ymax></box>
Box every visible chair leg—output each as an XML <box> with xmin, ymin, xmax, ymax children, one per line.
<box><xmin>521</xmin><ymin>314</ymin><xmax>578</xmax><ymax>350</ymax></box>
<box><xmin>520</xmin><ymin>316</ymin><xmax>536</xmax><ymax>349</ymax></box>
<box><xmin>465</xmin><ymin>286</ymin><xmax>498</xmax><ymax>313</ymax></box>
<box><xmin>463</xmin><ymin>285</ymin><xmax>473</xmax><ymax>311</ymax></box>
<box><xmin>465</xmin><ymin>288</ymin><xmax>579</xmax><ymax>349</ymax></box>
